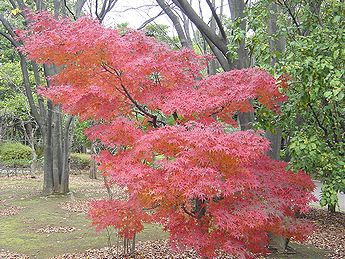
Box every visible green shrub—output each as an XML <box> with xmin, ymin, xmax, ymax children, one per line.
<box><xmin>70</xmin><ymin>153</ymin><xmax>91</xmax><ymax>170</ymax></box>
<box><xmin>1</xmin><ymin>159</ymin><xmax>31</xmax><ymax>167</ymax></box>
<box><xmin>0</xmin><ymin>142</ymin><xmax>32</xmax><ymax>166</ymax></box>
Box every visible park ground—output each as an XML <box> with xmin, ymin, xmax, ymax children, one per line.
<box><xmin>0</xmin><ymin>173</ymin><xmax>344</xmax><ymax>259</ymax></box>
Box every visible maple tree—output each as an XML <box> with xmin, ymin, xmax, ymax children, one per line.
<box><xmin>20</xmin><ymin>12</ymin><xmax>316</xmax><ymax>258</ymax></box>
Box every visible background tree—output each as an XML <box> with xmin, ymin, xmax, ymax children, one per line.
<box><xmin>279</xmin><ymin>0</ymin><xmax>344</xmax><ymax>213</ymax></box>
<box><xmin>245</xmin><ymin>0</ymin><xmax>344</xmax><ymax>212</ymax></box>
<box><xmin>0</xmin><ymin>38</ymin><xmax>39</xmax><ymax>173</ymax></box>
<box><xmin>0</xmin><ymin>0</ymin><xmax>118</xmax><ymax>194</ymax></box>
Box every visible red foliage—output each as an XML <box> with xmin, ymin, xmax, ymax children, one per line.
<box><xmin>20</xmin><ymin>12</ymin><xmax>315</xmax><ymax>258</ymax></box>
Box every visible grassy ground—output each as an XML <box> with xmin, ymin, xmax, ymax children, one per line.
<box><xmin>0</xmin><ymin>173</ymin><xmax>167</xmax><ymax>259</ymax></box>
<box><xmin>1</xmin><ymin>173</ymin><xmax>342</xmax><ymax>259</ymax></box>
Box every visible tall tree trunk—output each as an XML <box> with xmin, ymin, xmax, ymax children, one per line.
<box><xmin>266</xmin><ymin>2</ymin><xmax>289</xmax><ymax>252</ymax></box>
<box><xmin>265</xmin><ymin>2</ymin><xmax>284</xmax><ymax>161</ymax></box>
<box><xmin>42</xmin><ymin>107</ymin><xmax>73</xmax><ymax>195</ymax></box>
<box><xmin>228</xmin><ymin>0</ymin><xmax>253</xmax><ymax>129</ymax></box>
<box><xmin>43</xmin><ymin>101</ymin><xmax>54</xmax><ymax>195</ymax></box>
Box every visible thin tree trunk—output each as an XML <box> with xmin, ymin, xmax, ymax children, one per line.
<box><xmin>52</xmin><ymin>106</ymin><xmax>62</xmax><ymax>193</ymax></box>
<box><xmin>43</xmin><ymin>101</ymin><xmax>54</xmax><ymax>195</ymax></box>
<box><xmin>89</xmin><ymin>141</ymin><xmax>97</xmax><ymax>179</ymax></box>
<box><xmin>60</xmin><ymin>115</ymin><xmax>74</xmax><ymax>193</ymax></box>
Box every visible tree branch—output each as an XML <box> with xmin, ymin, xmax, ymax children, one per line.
<box><xmin>156</xmin><ymin>0</ymin><xmax>192</xmax><ymax>48</ymax></box>
<box><xmin>205</xmin><ymin>0</ymin><xmax>227</xmax><ymax>41</ymax></box>
<box><xmin>172</xmin><ymin>0</ymin><xmax>228</xmax><ymax>56</ymax></box>
<box><xmin>308</xmin><ymin>103</ymin><xmax>332</xmax><ymax>148</ymax></box>
<box><xmin>63</xmin><ymin>0</ymin><xmax>77</xmax><ymax>20</ymax></box>
<box><xmin>19</xmin><ymin>54</ymin><xmax>44</xmax><ymax>129</ymax></box>
<box><xmin>0</xmin><ymin>13</ymin><xmax>18</xmax><ymax>39</ymax></box>
<box><xmin>277</xmin><ymin>0</ymin><xmax>302</xmax><ymax>35</ymax></box>
<box><xmin>137</xmin><ymin>10</ymin><xmax>164</xmax><ymax>30</ymax></box>
<box><xmin>202</xmin><ymin>33</ymin><xmax>231</xmax><ymax>71</ymax></box>
<box><xmin>181</xmin><ymin>204</ymin><xmax>197</xmax><ymax>218</ymax></box>
<box><xmin>101</xmin><ymin>63</ymin><xmax>162</xmax><ymax>128</ymax></box>
<box><xmin>0</xmin><ymin>31</ymin><xmax>19</xmax><ymax>47</ymax></box>
<box><xmin>74</xmin><ymin>0</ymin><xmax>87</xmax><ymax>18</ymax></box>
<box><xmin>31</xmin><ymin>61</ymin><xmax>47</xmax><ymax>121</ymax></box>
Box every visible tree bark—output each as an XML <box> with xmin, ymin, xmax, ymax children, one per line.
<box><xmin>228</xmin><ymin>0</ymin><xmax>249</xmax><ymax>69</ymax></box>
<box><xmin>228</xmin><ymin>0</ymin><xmax>253</xmax><ymax>129</ymax></box>
<box><xmin>156</xmin><ymin>0</ymin><xmax>193</xmax><ymax>48</ymax></box>
<box><xmin>265</xmin><ymin>2</ymin><xmax>284</xmax><ymax>161</ymax></box>
<box><xmin>89</xmin><ymin>141</ymin><xmax>97</xmax><ymax>179</ymax></box>
<box><xmin>266</xmin><ymin>2</ymin><xmax>290</xmax><ymax>252</ymax></box>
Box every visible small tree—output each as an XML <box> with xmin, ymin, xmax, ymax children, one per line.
<box><xmin>20</xmin><ymin>12</ymin><xmax>316</xmax><ymax>258</ymax></box>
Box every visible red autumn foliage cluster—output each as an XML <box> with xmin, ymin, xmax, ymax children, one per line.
<box><xmin>20</xmin><ymin>12</ymin><xmax>315</xmax><ymax>258</ymax></box>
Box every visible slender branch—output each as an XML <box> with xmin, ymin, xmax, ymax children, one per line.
<box><xmin>143</xmin><ymin>203</ymin><xmax>160</xmax><ymax>211</ymax></box>
<box><xmin>0</xmin><ymin>31</ymin><xmax>19</xmax><ymax>47</ymax></box>
<box><xmin>96</xmin><ymin>0</ymin><xmax>119</xmax><ymax>23</ymax></box>
<box><xmin>15</xmin><ymin>0</ymin><xmax>29</xmax><ymax>19</ymax></box>
<box><xmin>99</xmin><ymin>0</ymin><xmax>109</xmax><ymax>18</ymax></box>
<box><xmin>202</xmin><ymin>32</ymin><xmax>231</xmax><ymax>71</ymax></box>
<box><xmin>0</xmin><ymin>13</ymin><xmax>18</xmax><ymax>39</ymax></box>
<box><xmin>133</xmin><ymin>109</ymin><xmax>166</xmax><ymax>126</ymax></box>
<box><xmin>114</xmin><ymin>4</ymin><xmax>158</xmax><ymax>13</ymax></box>
<box><xmin>137</xmin><ymin>10</ymin><xmax>164</xmax><ymax>30</ymax></box>
<box><xmin>172</xmin><ymin>0</ymin><xmax>228</xmax><ymax>56</ymax></box>
<box><xmin>308</xmin><ymin>103</ymin><xmax>332</xmax><ymax>148</ymax></box>
<box><xmin>104</xmin><ymin>0</ymin><xmax>119</xmax><ymax>17</ymax></box>
<box><xmin>181</xmin><ymin>204</ymin><xmax>196</xmax><ymax>218</ymax></box>
<box><xmin>277</xmin><ymin>0</ymin><xmax>302</xmax><ymax>35</ymax></box>
<box><xmin>156</xmin><ymin>0</ymin><xmax>192</xmax><ymax>48</ymax></box>
<box><xmin>8</xmin><ymin>0</ymin><xmax>17</xmax><ymax>8</ymax></box>
<box><xmin>95</xmin><ymin>0</ymin><xmax>102</xmax><ymax>22</ymax></box>
<box><xmin>63</xmin><ymin>0</ymin><xmax>77</xmax><ymax>20</ymax></box>
<box><xmin>19</xmin><ymin>54</ymin><xmax>43</xmax><ymax>129</ymax></box>
<box><xmin>334</xmin><ymin>102</ymin><xmax>345</xmax><ymax>134</ymax></box>
<box><xmin>103</xmin><ymin>175</ymin><xmax>113</xmax><ymax>199</ymax></box>
<box><xmin>205</xmin><ymin>0</ymin><xmax>227</xmax><ymax>41</ymax></box>
<box><xmin>101</xmin><ymin>63</ymin><xmax>160</xmax><ymax>127</ymax></box>
<box><xmin>120</xmin><ymin>84</ymin><xmax>158</xmax><ymax>125</ymax></box>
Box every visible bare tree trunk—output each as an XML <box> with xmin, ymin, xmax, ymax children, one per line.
<box><xmin>89</xmin><ymin>141</ymin><xmax>97</xmax><ymax>179</ymax></box>
<box><xmin>228</xmin><ymin>0</ymin><xmax>249</xmax><ymax>69</ymax></box>
<box><xmin>43</xmin><ymin>101</ymin><xmax>54</xmax><ymax>195</ymax></box>
<box><xmin>42</xmin><ymin>107</ymin><xmax>73</xmax><ymax>195</ymax></box>
<box><xmin>22</xmin><ymin>121</ymin><xmax>39</xmax><ymax>175</ymax></box>
<box><xmin>28</xmin><ymin>123</ymin><xmax>38</xmax><ymax>175</ymax></box>
<box><xmin>52</xmin><ymin>107</ymin><xmax>62</xmax><ymax>193</ymax></box>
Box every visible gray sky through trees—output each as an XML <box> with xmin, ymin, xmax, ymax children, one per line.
<box><xmin>98</xmin><ymin>0</ymin><xmax>229</xmax><ymax>32</ymax></box>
